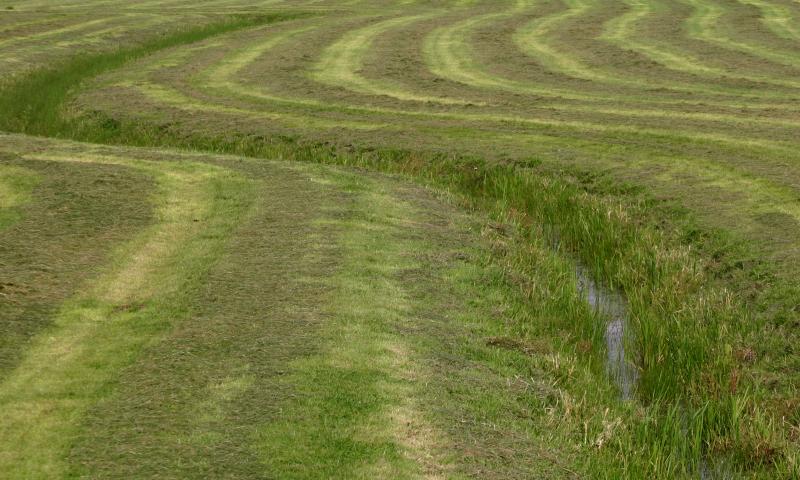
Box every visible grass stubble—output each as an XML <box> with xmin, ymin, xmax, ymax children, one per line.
<box><xmin>0</xmin><ymin>3</ymin><xmax>798</xmax><ymax>479</ymax></box>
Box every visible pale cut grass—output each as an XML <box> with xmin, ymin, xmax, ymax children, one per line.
<box><xmin>684</xmin><ymin>0</ymin><xmax>800</xmax><ymax>69</ymax></box>
<box><xmin>253</xmin><ymin>166</ymin><xmax>452</xmax><ymax>479</ymax></box>
<box><xmin>0</xmin><ymin>165</ymin><xmax>38</xmax><ymax>209</ymax></box>
<box><xmin>311</xmin><ymin>12</ymin><xmax>475</xmax><ymax>105</ymax></box>
<box><xmin>603</xmin><ymin>0</ymin><xmax>800</xmax><ymax>90</ymax></box>
<box><xmin>0</xmin><ymin>164</ymin><xmax>38</xmax><ymax>230</ymax></box>
<box><xmin>0</xmin><ymin>151</ymin><xmax>250</xmax><ymax>479</ymax></box>
<box><xmin>194</xmin><ymin>17</ymin><xmax>800</xmax><ymax>131</ymax></box>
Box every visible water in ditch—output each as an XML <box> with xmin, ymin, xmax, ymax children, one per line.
<box><xmin>575</xmin><ymin>264</ymin><xmax>638</xmax><ymax>400</ymax></box>
<box><xmin>574</xmin><ymin>265</ymin><xmax>729</xmax><ymax>478</ymax></box>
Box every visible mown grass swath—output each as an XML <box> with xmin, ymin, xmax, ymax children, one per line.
<box><xmin>0</xmin><ymin>152</ymin><xmax>255</xmax><ymax>477</ymax></box>
<box><xmin>0</xmin><ymin>3</ymin><xmax>797</xmax><ymax>478</ymax></box>
<box><xmin>0</xmin><ymin>164</ymin><xmax>39</xmax><ymax>230</ymax></box>
<box><xmin>0</xmin><ymin>12</ymin><xmax>306</xmax><ymax>136</ymax></box>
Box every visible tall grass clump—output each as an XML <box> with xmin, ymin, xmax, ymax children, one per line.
<box><xmin>412</xmin><ymin>158</ymin><xmax>778</xmax><ymax>476</ymax></box>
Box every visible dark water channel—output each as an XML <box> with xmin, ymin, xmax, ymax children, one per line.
<box><xmin>575</xmin><ymin>264</ymin><xmax>638</xmax><ymax>400</ymax></box>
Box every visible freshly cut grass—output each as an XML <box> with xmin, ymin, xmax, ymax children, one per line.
<box><xmin>0</xmin><ymin>135</ymin><xmax>615</xmax><ymax>479</ymax></box>
<box><xmin>253</xmin><ymin>179</ymin><xmax>432</xmax><ymax>479</ymax></box>
<box><xmin>0</xmin><ymin>1</ymin><xmax>799</xmax><ymax>477</ymax></box>
<box><xmin>0</xmin><ymin>148</ymin><xmax>253</xmax><ymax>478</ymax></box>
<box><xmin>0</xmin><ymin>164</ymin><xmax>37</xmax><ymax>229</ymax></box>
<box><xmin>0</xmin><ymin>11</ymin><xmax>304</xmax><ymax>135</ymax></box>
<box><xmin>0</xmin><ymin>156</ymin><xmax>155</xmax><ymax>380</ymax></box>
<box><xmin>312</xmin><ymin>12</ymin><xmax>473</xmax><ymax>105</ymax></box>
<box><xmin>64</xmin><ymin>150</ymin><xmax>347</xmax><ymax>478</ymax></box>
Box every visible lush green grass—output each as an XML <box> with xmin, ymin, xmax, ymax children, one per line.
<box><xmin>0</xmin><ymin>2</ymin><xmax>798</xmax><ymax>478</ymax></box>
<box><xmin>0</xmin><ymin>163</ymin><xmax>38</xmax><ymax>230</ymax></box>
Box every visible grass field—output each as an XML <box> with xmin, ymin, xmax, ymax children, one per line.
<box><xmin>1</xmin><ymin>1</ymin><xmax>799</xmax><ymax>478</ymax></box>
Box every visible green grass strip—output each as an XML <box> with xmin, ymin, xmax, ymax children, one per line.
<box><xmin>0</xmin><ymin>11</ymin><xmax>306</xmax><ymax>136</ymax></box>
<box><xmin>0</xmin><ymin>164</ymin><xmax>38</xmax><ymax>230</ymax></box>
<box><xmin>0</xmin><ymin>152</ymin><xmax>253</xmax><ymax>478</ymax></box>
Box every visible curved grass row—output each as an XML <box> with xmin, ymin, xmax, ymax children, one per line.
<box><xmin>70</xmin><ymin>8</ymin><xmax>800</xmax><ymax>180</ymax></box>
<box><xmin>744</xmin><ymin>0</ymin><xmax>800</xmax><ymax>40</ymax></box>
